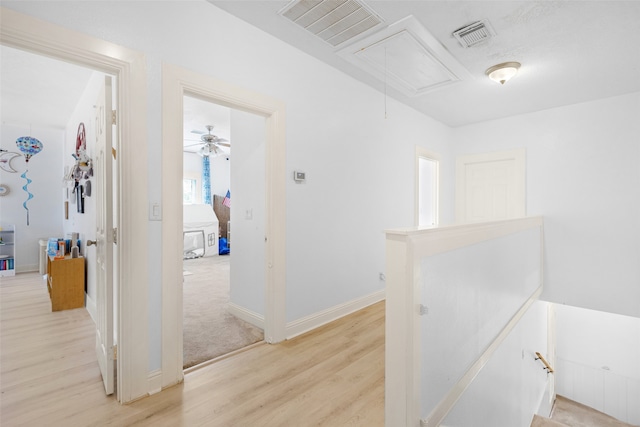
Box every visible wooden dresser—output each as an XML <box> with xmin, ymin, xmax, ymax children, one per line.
<box><xmin>47</xmin><ymin>256</ymin><xmax>85</xmax><ymax>311</ymax></box>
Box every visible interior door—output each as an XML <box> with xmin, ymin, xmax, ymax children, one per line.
<box><xmin>95</xmin><ymin>75</ymin><xmax>115</xmax><ymax>395</ymax></box>
<box><xmin>455</xmin><ymin>149</ymin><xmax>525</xmax><ymax>223</ymax></box>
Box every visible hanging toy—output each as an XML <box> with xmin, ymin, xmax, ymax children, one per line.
<box><xmin>15</xmin><ymin>136</ymin><xmax>43</xmax><ymax>225</ymax></box>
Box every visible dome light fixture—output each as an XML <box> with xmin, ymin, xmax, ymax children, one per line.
<box><xmin>485</xmin><ymin>61</ymin><xmax>521</xmax><ymax>85</ymax></box>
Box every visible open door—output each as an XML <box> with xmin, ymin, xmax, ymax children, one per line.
<box><xmin>94</xmin><ymin>75</ymin><xmax>115</xmax><ymax>395</ymax></box>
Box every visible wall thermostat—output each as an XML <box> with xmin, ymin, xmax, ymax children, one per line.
<box><xmin>293</xmin><ymin>171</ymin><xmax>306</xmax><ymax>183</ymax></box>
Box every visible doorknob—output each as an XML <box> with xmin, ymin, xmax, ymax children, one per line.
<box><xmin>87</xmin><ymin>240</ymin><xmax>97</xmax><ymax>247</ymax></box>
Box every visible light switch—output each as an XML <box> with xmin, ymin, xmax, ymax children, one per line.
<box><xmin>150</xmin><ymin>202</ymin><xmax>162</xmax><ymax>221</ymax></box>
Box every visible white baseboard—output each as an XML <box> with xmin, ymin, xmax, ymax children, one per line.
<box><xmin>16</xmin><ymin>264</ymin><xmax>38</xmax><ymax>273</ymax></box>
<box><xmin>147</xmin><ymin>369</ymin><xmax>162</xmax><ymax>395</ymax></box>
<box><xmin>285</xmin><ymin>289</ymin><xmax>385</xmax><ymax>340</ymax></box>
<box><xmin>227</xmin><ymin>302</ymin><xmax>265</xmax><ymax>329</ymax></box>
<box><xmin>85</xmin><ymin>292</ymin><xmax>97</xmax><ymax>324</ymax></box>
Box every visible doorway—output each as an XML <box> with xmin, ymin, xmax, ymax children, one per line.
<box><xmin>161</xmin><ymin>63</ymin><xmax>286</xmax><ymax>388</ymax></box>
<box><xmin>0</xmin><ymin>47</ymin><xmax>119</xmax><ymax>396</ymax></box>
<box><xmin>181</xmin><ymin>96</ymin><xmax>265</xmax><ymax>369</ymax></box>
<box><xmin>415</xmin><ymin>147</ymin><xmax>440</xmax><ymax>227</ymax></box>
<box><xmin>1</xmin><ymin>8</ymin><xmax>149</xmax><ymax>402</ymax></box>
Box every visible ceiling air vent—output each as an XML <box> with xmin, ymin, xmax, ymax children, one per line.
<box><xmin>452</xmin><ymin>20</ymin><xmax>494</xmax><ymax>48</ymax></box>
<box><xmin>280</xmin><ymin>0</ymin><xmax>383</xmax><ymax>47</ymax></box>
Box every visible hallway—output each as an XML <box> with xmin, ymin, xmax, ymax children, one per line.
<box><xmin>0</xmin><ymin>272</ymin><xmax>384</xmax><ymax>426</ymax></box>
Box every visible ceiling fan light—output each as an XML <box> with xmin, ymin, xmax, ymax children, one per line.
<box><xmin>485</xmin><ymin>61</ymin><xmax>521</xmax><ymax>85</ymax></box>
<box><xmin>198</xmin><ymin>145</ymin><xmax>211</xmax><ymax>157</ymax></box>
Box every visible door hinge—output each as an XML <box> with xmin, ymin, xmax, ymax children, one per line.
<box><xmin>113</xmin><ymin>227</ymin><xmax>118</xmax><ymax>244</ymax></box>
<box><xmin>113</xmin><ymin>344</ymin><xmax>117</xmax><ymax>360</ymax></box>
<box><xmin>111</xmin><ymin>110</ymin><xmax>117</xmax><ymax>125</ymax></box>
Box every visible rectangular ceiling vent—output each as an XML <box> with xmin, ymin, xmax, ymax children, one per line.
<box><xmin>280</xmin><ymin>0</ymin><xmax>383</xmax><ymax>47</ymax></box>
<box><xmin>452</xmin><ymin>20</ymin><xmax>494</xmax><ymax>48</ymax></box>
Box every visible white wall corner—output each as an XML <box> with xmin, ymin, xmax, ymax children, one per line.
<box><xmin>147</xmin><ymin>369</ymin><xmax>163</xmax><ymax>395</ymax></box>
<box><xmin>85</xmin><ymin>292</ymin><xmax>97</xmax><ymax>324</ymax></box>
<box><xmin>227</xmin><ymin>302</ymin><xmax>265</xmax><ymax>329</ymax></box>
<box><xmin>286</xmin><ymin>290</ymin><xmax>385</xmax><ymax>340</ymax></box>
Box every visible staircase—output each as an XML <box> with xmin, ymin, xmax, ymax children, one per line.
<box><xmin>531</xmin><ymin>396</ymin><xmax>636</xmax><ymax>427</ymax></box>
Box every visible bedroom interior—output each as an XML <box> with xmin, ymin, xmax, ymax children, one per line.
<box><xmin>182</xmin><ymin>96</ymin><xmax>264</xmax><ymax>369</ymax></box>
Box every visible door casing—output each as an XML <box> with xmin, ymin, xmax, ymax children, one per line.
<box><xmin>161</xmin><ymin>63</ymin><xmax>287</xmax><ymax>388</ymax></box>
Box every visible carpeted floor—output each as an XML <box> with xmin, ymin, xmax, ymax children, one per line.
<box><xmin>183</xmin><ymin>255</ymin><xmax>264</xmax><ymax>369</ymax></box>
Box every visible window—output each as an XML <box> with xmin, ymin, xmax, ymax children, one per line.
<box><xmin>183</xmin><ymin>179</ymin><xmax>197</xmax><ymax>204</ymax></box>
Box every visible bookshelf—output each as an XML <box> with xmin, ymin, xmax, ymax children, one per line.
<box><xmin>0</xmin><ymin>224</ymin><xmax>15</xmax><ymax>277</ymax></box>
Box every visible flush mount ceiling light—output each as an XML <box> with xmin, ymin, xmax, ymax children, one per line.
<box><xmin>485</xmin><ymin>62</ymin><xmax>521</xmax><ymax>85</ymax></box>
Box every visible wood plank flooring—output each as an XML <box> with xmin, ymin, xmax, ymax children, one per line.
<box><xmin>1</xmin><ymin>272</ymin><xmax>384</xmax><ymax>426</ymax></box>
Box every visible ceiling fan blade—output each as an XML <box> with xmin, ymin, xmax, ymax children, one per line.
<box><xmin>190</xmin><ymin>129</ymin><xmax>205</xmax><ymax>135</ymax></box>
<box><xmin>183</xmin><ymin>142</ymin><xmax>204</xmax><ymax>148</ymax></box>
<box><xmin>216</xmin><ymin>141</ymin><xmax>231</xmax><ymax>147</ymax></box>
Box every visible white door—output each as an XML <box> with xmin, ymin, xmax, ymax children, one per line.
<box><xmin>94</xmin><ymin>75</ymin><xmax>115</xmax><ymax>395</ymax></box>
<box><xmin>455</xmin><ymin>149</ymin><xmax>525</xmax><ymax>223</ymax></box>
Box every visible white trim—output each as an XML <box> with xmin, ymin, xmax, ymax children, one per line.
<box><xmin>161</xmin><ymin>63</ymin><xmax>287</xmax><ymax>389</ymax></box>
<box><xmin>286</xmin><ymin>290</ymin><xmax>385</xmax><ymax>340</ymax></box>
<box><xmin>1</xmin><ymin>7</ymin><xmax>149</xmax><ymax>403</ymax></box>
<box><xmin>147</xmin><ymin>369</ymin><xmax>163</xmax><ymax>396</ymax></box>
<box><xmin>86</xmin><ymin>292</ymin><xmax>97</xmax><ymax>324</ymax></box>
<box><xmin>227</xmin><ymin>302</ymin><xmax>265</xmax><ymax>329</ymax></box>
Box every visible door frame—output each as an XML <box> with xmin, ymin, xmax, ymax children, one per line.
<box><xmin>415</xmin><ymin>146</ymin><xmax>441</xmax><ymax>227</ymax></box>
<box><xmin>161</xmin><ymin>63</ymin><xmax>287</xmax><ymax>388</ymax></box>
<box><xmin>0</xmin><ymin>7</ymin><xmax>149</xmax><ymax>403</ymax></box>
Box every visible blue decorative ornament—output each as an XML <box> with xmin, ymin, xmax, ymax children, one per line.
<box><xmin>15</xmin><ymin>136</ymin><xmax>43</xmax><ymax>163</ymax></box>
<box><xmin>16</xmin><ymin>136</ymin><xmax>43</xmax><ymax>225</ymax></box>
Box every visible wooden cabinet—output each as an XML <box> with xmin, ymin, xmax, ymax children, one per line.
<box><xmin>47</xmin><ymin>256</ymin><xmax>85</xmax><ymax>311</ymax></box>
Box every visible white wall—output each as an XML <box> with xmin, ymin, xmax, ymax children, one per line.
<box><xmin>4</xmin><ymin>0</ymin><xmax>456</xmax><ymax>374</ymax></box>
<box><xmin>442</xmin><ymin>301</ymin><xmax>550</xmax><ymax>427</ymax></box>
<box><xmin>0</xmin><ymin>124</ymin><xmax>63</xmax><ymax>271</ymax></box>
<box><xmin>230</xmin><ymin>109</ymin><xmax>265</xmax><ymax>316</ymax></box>
<box><xmin>210</xmin><ymin>154</ymin><xmax>230</xmax><ymax>199</ymax></box>
<box><xmin>555</xmin><ymin>304</ymin><xmax>640</xmax><ymax>424</ymax></box>
<box><xmin>454</xmin><ymin>92</ymin><xmax>640</xmax><ymax>319</ymax></box>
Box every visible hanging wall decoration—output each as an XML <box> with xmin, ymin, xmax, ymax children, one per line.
<box><xmin>66</xmin><ymin>123</ymin><xmax>93</xmax><ymax>213</ymax></box>
<box><xmin>202</xmin><ymin>155</ymin><xmax>212</xmax><ymax>205</ymax></box>
<box><xmin>15</xmin><ymin>136</ymin><xmax>43</xmax><ymax>225</ymax></box>
<box><xmin>0</xmin><ymin>150</ymin><xmax>21</xmax><ymax>173</ymax></box>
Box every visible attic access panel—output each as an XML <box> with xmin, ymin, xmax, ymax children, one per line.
<box><xmin>338</xmin><ymin>16</ymin><xmax>472</xmax><ymax>97</ymax></box>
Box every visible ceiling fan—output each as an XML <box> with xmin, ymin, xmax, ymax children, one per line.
<box><xmin>184</xmin><ymin>125</ymin><xmax>230</xmax><ymax>157</ymax></box>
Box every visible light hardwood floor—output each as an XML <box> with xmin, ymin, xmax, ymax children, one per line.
<box><xmin>1</xmin><ymin>272</ymin><xmax>384</xmax><ymax>426</ymax></box>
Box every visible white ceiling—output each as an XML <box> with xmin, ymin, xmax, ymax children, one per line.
<box><xmin>0</xmin><ymin>46</ymin><xmax>231</xmax><ymax>154</ymax></box>
<box><xmin>0</xmin><ymin>45</ymin><xmax>94</xmax><ymax>131</ymax></box>
<box><xmin>211</xmin><ymin>0</ymin><xmax>640</xmax><ymax>127</ymax></box>
<box><xmin>2</xmin><ymin>1</ymin><xmax>639</xmax><ymax>138</ymax></box>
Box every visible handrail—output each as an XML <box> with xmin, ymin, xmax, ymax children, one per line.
<box><xmin>535</xmin><ymin>352</ymin><xmax>554</xmax><ymax>373</ymax></box>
